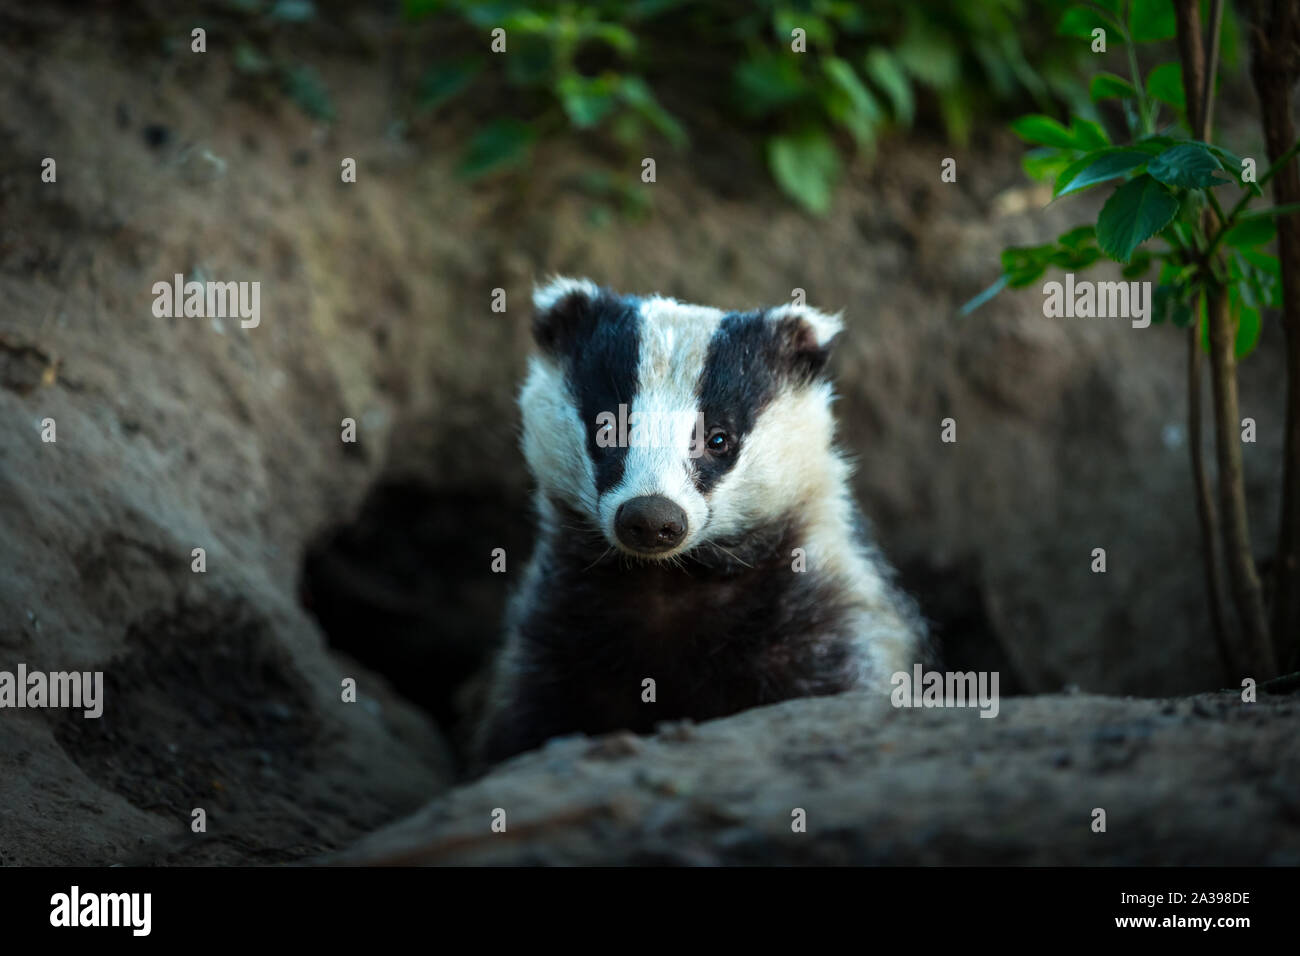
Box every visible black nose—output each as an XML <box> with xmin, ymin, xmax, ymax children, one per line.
<box><xmin>615</xmin><ymin>496</ymin><xmax>688</xmax><ymax>552</ymax></box>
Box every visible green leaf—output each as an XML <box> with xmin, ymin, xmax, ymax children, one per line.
<box><xmin>1223</xmin><ymin>217</ymin><xmax>1276</xmax><ymax>248</ymax></box>
<box><xmin>1054</xmin><ymin>149</ymin><xmax>1150</xmax><ymax>198</ymax></box>
<box><xmin>1011</xmin><ymin>114</ymin><xmax>1078</xmax><ymax>149</ymax></box>
<box><xmin>1240</xmin><ymin>247</ymin><xmax>1281</xmax><ymax>276</ymax></box>
<box><xmin>1069</xmin><ymin>116</ymin><xmax>1110</xmax><ymax>149</ymax></box>
<box><xmin>823</xmin><ymin>57</ymin><xmax>877</xmax><ymax>117</ymax></box>
<box><xmin>1198</xmin><ymin>294</ymin><xmax>1264</xmax><ymax>357</ymax></box>
<box><xmin>1129</xmin><ymin>0</ymin><xmax>1177</xmax><ymax>41</ymax></box>
<box><xmin>1236</xmin><ymin>305</ymin><xmax>1262</xmax><ymax>358</ymax></box>
<box><xmin>558</xmin><ymin>73</ymin><xmax>618</xmax><ymax>128</ymax></box>
<box><xmin>1232</xmin><ymin>252</ymin><xmax>1260</xmax><ymax>308</ymax></box>
<box><xmin>773</xmin><ymin>10</ymin><xmax>833</xmax><ymax>47</ymax></box>
<box><xmin>1146</xmin><ymin>143</ymin><xmax>1226</xmax><ymax>188</ymax></box>
<box><xmin>1001</xmin><ymin>242</ymin><xmax>1054</xmax><ymax>271</ymax></box>
<box><xmin>1023</xmin><ymin>147</ymin><xmax>1076</xmax><ymax>183</ymax></box>
<box><xmin>767</xmin><ymin>129</ymin><xmax>841</xmax><ymax>215</ymax></box>
<box><xmin>586</xmin><ymin>23</ymin><xmax>637</xmax><ymax>54</ymax></box>
<box><xmin>1239</xmin><ymin>202</ymin><xmax>1300</xmax><ymax>221</ymax></box>
<box><xmin>1057</xmin><ymin>224</ymin><xmax>1097</xmax><ymax>248</ymax></box>
<box><xmin>1204</xmin><ymin>144</ymin><xmax>1263</xmax><ymax>194</ymax></box>
<box><xmin>733</xmin><ymin>56</ymin><xmax>809</xmax><ymax>117</ymax></box>
<box><xmin>1203</xmin><ymin>143</ymin><xmax>1244</xmax><ymax>171</ymax></box>
<box><xmin>1058</xmin><ymin>6</ymin><xmax>1117</xmax><ymax>38</ymax></box>
<box><xmin>1134</xmin><ymin>134</ymin><xmax>1180</xmax><ymax>154</ymax></box>
<box><xmin>1006</xmin><ymin>267</ymin><xmax>1049</xmax><ymax>289</ymax></box>
<box><xmin>457</xmin><ymin>119</ymin><xmax>536</xmax><ymax>178</ymax></box>
<box><xmin>1047</xmin><ymin>245</ymin><xmax>1102</xmax><ymax>269</ymax></box>
<box><xmin>1146</xmin><ymin>62</ymin><xmax>1185</xmax><ymax>112</ymax></box>
<box><xmin>863</xmin><ymin>48</ymin><xmax>913</xmax><ymax>126</ymax></box>
<box><xmin>1240</xmin><ymin>255</ymin><xmax>1282</xmax><ymax>308</ymax></box>
<box><xmin>822</xmin><ymin>56</ymin><xmax>881</xmax><ymax>144</ymax></box>
<box><xmin>1122</xmin><ymin>249</ymin><xmax>1153</xmax><ymax>278</ymax></box>
<box><xmin>940</xmin><ymin>88</ymin><xmax>974</xmax><ymax>146</ymax></box>
<box><xmin>618</xmin><ymin>77</ymin><xmax>688</xmax><ymax>147</ymax></box>
<box><xmin>895</xmin><ymin>25</ymin><xmax>960</xmax><ymax>88</ymax></box>
<box><xmin>1152</xmin><ymin>284</ymin><xmax>1193</xmax><ymax>326</ymax></box>
<box><xmin>994</xmin><ymin>229</ymin><xmax>1105</xmax><ymax>280</ymax></box>
<box><xmin>1090</xmin><ymin>72</ymin><xmax>1136</xmax><ymax>101</ymax></box>
<box><xmin>1096</xmin><ymin>173</ymin><xmax>1180</xmax><ymax>262</ymax></box>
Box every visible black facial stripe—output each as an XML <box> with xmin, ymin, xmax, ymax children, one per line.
<box><xmin>692</xmin><ymin>309</ymin><xmax>785</xmax><ymax>494</ymax></box>
<box><xmin>555</xmin><ymin>292</ymin><xmax>643</xmax><ymax>494</ymax></box>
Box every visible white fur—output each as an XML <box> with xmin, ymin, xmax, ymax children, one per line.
<box><xmin>597</xmin><ymin>296</ymin><xmax>725</xmax><ymax>555</ymax></box>
<box><xmin>518</xmin><ymin>356</ymin><xmax>599</xmax><ymax>519</ymax></box>
<box><xmin>532</xmin><ymin>276</ymin><xmax>600</xmax><ymax>313</ymax></box>
<box><xmin>765</xmin><ymin>302</ymin><xmax>844</xmax><ymax>346</ymax></box>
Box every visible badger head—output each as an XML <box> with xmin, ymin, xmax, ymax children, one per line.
<box><xmin>520</xmin><ymin>277</ymin><xmax>848</xmax><ymax>563</ymax></box>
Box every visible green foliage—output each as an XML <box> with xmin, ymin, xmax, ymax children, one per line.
<box><xmin>964</xmin><ymin>0</ymin><xmax>1295</xmax><ymax>364</ymax></box>
<box><xmin>401</xmin><ymin>0</ymin><xmax>1086</xmax><ymax>212</ymax></box>
<box><xmin>1096</xmin><ymin>173</ymin><xmax>1178</xmax><ymax>262</ymax></box>
<box><xmin>1127</xmin><ymin>0</ymin><xmax>1177</xmax><ymax>42</ymax></box>
<box><xmin>1090</xmin><ymin>72</ymin><xmax>1137</xmax><ymax>100</ymax></box>
<box><xmin>1054</xmin><ymin>149</ymin><xmax>1150</xmax><ymax>198</ymax></box>
<box><xmin>768</xmin><ymin>130</ymin><xmax>840</xmax><ymax>214</ymax></box>
<box><xmin>1145</xmin><ymin>142</ymin><xmax>1229</xmax><ymax>188</ymax></box>
<box><xmin>1145</xmin><ymin>61</ymin><xmax>1185</xmax><ymax>111</ymax></box>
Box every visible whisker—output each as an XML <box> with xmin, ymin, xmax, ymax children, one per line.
<box><xmin>581</xmin><ymin>546</ymin><xmax>615</xmax><ymax>573</ymax></box>
<box><xmin>709</xmin><ymin>541</ymin><xmax>753</xmax><ymax>569</ymax></box>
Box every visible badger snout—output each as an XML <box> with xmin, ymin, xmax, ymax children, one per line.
<box><xmin>614</xmin><ymin>495</ymin><xmax>687</xmax><ymax>553</ymax></box>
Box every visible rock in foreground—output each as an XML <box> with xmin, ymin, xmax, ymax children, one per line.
<box><xmin>337</xmin><ymin>688</ymin><xmax>1300</xmax><ymax>866</ymax></box>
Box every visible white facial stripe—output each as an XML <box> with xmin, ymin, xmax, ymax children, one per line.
<box><xmin>519</xmin><ymin>355</ymin><xmax>599</xmax><ymax>518</ymax></box>
<box><xmin>704</xmin><ymin>381</ymin><xmax>845</xmax><ymax>541</ymax></box>
<box><xmin>598</xmin><ymin>297</ymin><xmax>725</xmax><ymax>550</ymax></box>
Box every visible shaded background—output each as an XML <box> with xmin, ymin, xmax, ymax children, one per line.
<box><xmin>0</xmin><ymin>0</ymin><xmax>1290</xmax><ymax>863</ymax></box>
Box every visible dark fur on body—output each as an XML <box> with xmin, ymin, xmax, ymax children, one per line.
<box><xmin>477</xmin><ymin>502</ymin><xmax>859</xmax><ymax>764</ymax></box>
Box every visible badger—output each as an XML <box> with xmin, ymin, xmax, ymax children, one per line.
<box><xmin>476</xmin><ymin>278</ymin><xmax>926</xmax><ymax>764</ymax></box>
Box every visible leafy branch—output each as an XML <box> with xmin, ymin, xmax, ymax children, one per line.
<box><xmin>965</xmin><ymin>0</ymin><xmax>1296</xmax><ymax>680</ymax></box>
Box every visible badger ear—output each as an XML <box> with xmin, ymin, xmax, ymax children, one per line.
<box><xmin>766</xmin><ymin>304</ymin><xmax>844</xmax><ymax>380</ymax></box>
<box><xmin>532</xmin><ymin>276</ymin><xmax>600</xmax><ymax>354</ymax></box>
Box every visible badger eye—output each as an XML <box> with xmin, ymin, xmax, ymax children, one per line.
<box><xmin>706</xmin><ymin>429</ymin><xmax>732</xmax><ymax>454</ymax></box>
